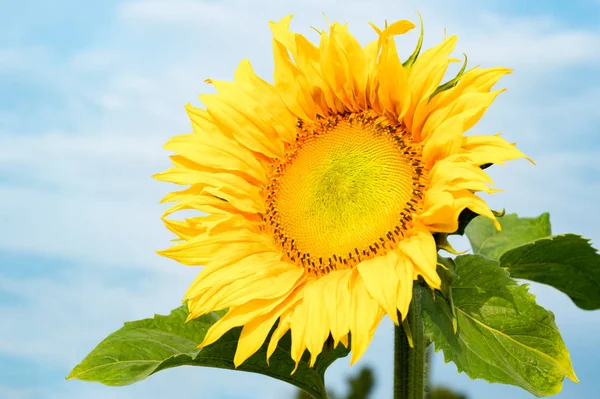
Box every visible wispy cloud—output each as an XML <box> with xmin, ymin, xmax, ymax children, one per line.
<box><xmin>454</xmin><ymin>13</ymin><xmax>600</xmax><ymax>69</ymax></box>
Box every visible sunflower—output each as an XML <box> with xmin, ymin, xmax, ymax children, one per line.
<box><xmin>155</xmin><ymin>15</ymin><xmax>528</xmax><ymax>369</ymax></box>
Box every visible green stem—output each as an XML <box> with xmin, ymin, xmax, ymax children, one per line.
<box><xmin>394</xmin><ymin>287</ymin><xmax>427</xmax><ymax>399</ymax></box>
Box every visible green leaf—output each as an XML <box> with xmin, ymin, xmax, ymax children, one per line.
<box><xmin>422</xmin><ymin>255</ymin><xmax>578</xmax><ymax>397</ymax></box>
<box><xmin>500</xmin><ymin>234</ymin><xmax>600</xmax><ymax>310</ymax></box>
<box><xmin>67</xmin><ymin>305</ymin><xmax>350</xmax><ymax>398</ymax></box>
<box><xmin>465</xmin><ymin>213</ymin><xmax>600</xmax><ymax>310</ymax></box>
<box><xmin>465</xmin><ymin>213</ymin><xmax>551</xmax><ymax>259</ymax></box>
<box><xmin>436</xmin><ymin>256</ymin><xmax>457</xmax><ymax>333</ymax></box>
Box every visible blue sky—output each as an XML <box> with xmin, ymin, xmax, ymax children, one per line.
<box><xmin>1</xmin><ymin>0</ymin><xmax>599</xmax><ymax>398</ymax></box>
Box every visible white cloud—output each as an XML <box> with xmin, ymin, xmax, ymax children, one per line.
<box><xmin>115</xmin><ymin>0</ymin><xmax>600</xmax><ymax>70</ymax></box>
<box><xmin>0</xmin><ymin>131</ymin><xmax>173</xmax><ymax>268</ymax></box>
<box><xmin>483</xmin><ymin>152</ymin><xmax>600</xmax><ymax>245</ymax></box>
<box><xmin>455</xmin><ymin>13</ymin><xmax>600</xmax><ymax>69</ymax></box>
<box><xmin>0</xmin><ymin>46</ymin><xmax>60</xmax><ymax>74</ymax></box>
<box><xmin>0</xmin><ymin>49</ymin><xmax>26</xmax><ymax>70</ymax></box>
<box><xmin>0</xmin><ymin>385</ymin><xmax>44</xmax><ymax>399</ymax></box>
<box><xmin>68</xmin><ymin>50</ymin><xmax>125</xmax><ymax>70</ymax></box>
<box><xmin>118</xmin><ymin>0</ymin><xmax>240</xmax><ymax>26</ymax></box>
<box><xmin>0</xmin><ymin>267</ymin><xmax>195</xmax><ymax>366</ymax></box>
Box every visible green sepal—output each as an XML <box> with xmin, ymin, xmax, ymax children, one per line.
<box><xmin>435</xmin><ymin>233</ymin><xmax>466</xmax><ymax>255</ymax></box>
<box><xmin>429</xmin><ymin>53</ymin><xmax>468</xmax><ymax>99</ymax></box>
<box><xmin>401</xmin><ymin>316</ymin><xmax>414</xmax><ymax>348</ymax></box>
<box><xmin>402</xmin><ymin>12</ymin><xmax>423</xmax><ymax>68</ymax></box>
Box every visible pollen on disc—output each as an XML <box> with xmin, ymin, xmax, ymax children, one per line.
<box><xmin>272</xmin><ymin>117</ymin><xmax>417</xmax><ymax>264</ymax></box>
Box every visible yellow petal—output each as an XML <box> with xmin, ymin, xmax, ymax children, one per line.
<box><xmin>161</xmin><ymin>133</ymin><xmax>267</xmax><ymax>184</ymax></box>
<box><xmin>357</xmin><ymin>251</ymin><xmax>400</xmax><ymax>324</ymax></box>
<box><xmin>429</xmin><ymin>158</ymin><xmax>496</xmax><ymax>194</ymax></box>
<box><xmin>234</xmin><ymin>286</ymin><xmax>304</xmax><ymax>367</ymax></box>
<box><xmin>199</xmin><ymin>293</ymin><xmax>292</xmax><ymax>348</ymax></box>
<box><xmin>185</xmin><ymin>104</ymin><xmax>223</xmax><ymax>137</ymax></box>
<box><xmin>234</xmin><ymin>58</ymin><xmax>298</xmax><ymax>143</ymax></box>
<box><xmin>320</xmin><ymin>23</ymin><xmax>368</xmax><ymax>112</ymax></box>
<box><xmin>363</xmin><ymin>39</ymin><xmax>380</xmax><ymax>111</ymax></box>
<box><xmin>162</xmin><ymin>212</ymin><xmax>257</xmax><ymax>242</ymax></box>
<box><xmin>154</xmin><ymin>169</ymin><xmax>263</xmax><ymax>214</ymax></box>
<box><xmin>419</xmin><ymin>189</ymin><xmax>499</xmax><ymax>232</ymax></box>
<box><xmin>162</xmin><ymin>218</ymin><xmax>206</xmax><ymax>241</ymax></box>
<box><xmin>266</xmin><ymin>312</ymin><xmax>292</xmax><ymax>363</ymax></box>
<box><xmin>452</xmin><ymin>66</ymin><xmax>513</xmax><ymax>97</ymax></box>
<box><xmin>369</xmin><ymin>20</ymin><xmax>415</xmax><ymax>39</ymax></box>
<box><xmin>421</xmin><ymin>90</ymin><xmax>504</xmax><ymax>143</ymax></box>
<box><xmin>397</xmin><ymin>224</ymin><xmax>440</xmax><ymax>289</ymax></box>
<box><xmin>289</xmin><ymin>296</ymin><xmax>310</xmax><ymax>366</ymax></box>
<box><xmin>190</xmin><ymin>265</ymin><xmax>304</xmax><ymax>314</ymax></box>
<box><xmin>421</xmin><ymin>106</ymin><xmax>483</xmax><ymax>168</ymax></box>
<box><xmin>412</xmin><ymin>66</ymin><xmax>512</xmax><ymax>141</ymax></box>
<box><xmin>209</xmin><ymin>72</ymin><xmax>296</xmax><ymax>145</ymax></box>
<box><xmin>395</xmin><ymin>252</ymin><xmax>415</xmax><ymax>319</ymax></box>
<box><xmin>303</xmin><ymin>277</ymin><xmax>337</xmax><ymax>366</ymax></box>
<box><xmin>270</xmin><ymin>16</ymin><xmax>316</xmax><ymax>120</ymax></box>
<box><xmin>199</xmin><ymin>93</ymin><xmax>285</xmax><ymax>158</ymax></box>
<box><xmin>377</xmin><ymin>36</ymin><xmax>411</xmax><ymax>118</ymax></box>
<box><xmin>405</xmin><ymin>36</ymin><xmax>458</xmax><ymax>134</ymax></box>
<box><xmin>349</xmin><ymin>273</ymin><xmax>385</xmax><ymax>365</ymax></box>
<box><xmin>185</xmin><ymin>251</ymin><xmax>281</xmax><ymax>301</ymax></box>
<box><xmin>328</xmin><ymin>270</ymin><xmax>352</xmax><ymax>346</ymax></box>
<box><xmin>158</xmin><ymin>228</ymin><xmax>274</xmax><ymax>266</ymax></box>
<box><xmin>459</xmin><ymin>134</ymin><xmax>533</xmax><ymax>165</ymax></box>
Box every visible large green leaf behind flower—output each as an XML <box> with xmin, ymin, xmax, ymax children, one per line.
<box><xmin>500</xmin><ymin>234</ymin><xmax>600</xmax><ymax>310</ymax></box>
<box><xmin>67</xmin><ymin>306</ymin><xmax>349</xmax><ymax>398</ymax></box>
<box><xmin>423</xmin><ymin>255</ymin><xmax>577</xmax><ymax>397</ymax></box>
<box><xmin>465</xmin><ymin>213</ymin><xmax>551</xmax><ymax>259</ymax></box>
<box><xmin>466</xmin><ymin>213</ymin><xmax>600</xmax><ymax>310</ymax></box>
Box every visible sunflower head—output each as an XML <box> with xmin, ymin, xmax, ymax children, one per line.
<box><xmin>155</xmin><ymin>14</ymin><xmax>529</xmax><ymax>370</ymax></box>
<box><xmin>265</xmin><ymin>112</ymin><xmax>425</xmax><ymax>275</ymax></box>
